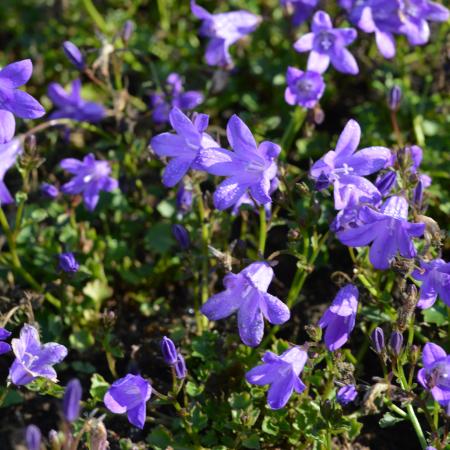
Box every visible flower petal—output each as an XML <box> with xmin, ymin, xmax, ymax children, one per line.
<box><xmin>238</xmin><ymin>292</ymin><xmax>264</xmax><ymax>347</ymax></box>
<box><xmin>422</xmin><ymin>343</ymin><xmax>446</xmax><ymax>369</ymax></box>
<box><xmin>0</xmin><ymin>110</ymin><xmax>15</xmax><ymax>143</ymax></box>
<box><xmin>213</xmin><ymin>177</ymin><xmax>247</xmax><ymax>210</ymax></box>
<box><xmin>293</xmin><ymin>33</ymin><xmax>314</xmax><ymax>52</ymax></box>
<box><xmin>226</xmin><ymin>115</ymin><xmax>257</xmax><ymax>156</ymax></box>
<box><xmin>162</xmin><ymin>157</ymin><xmax>192</xmax><ymax>188</ymax></box>
<box><xmin>201</xmin><ymin>290</ymin><xmax>241</xmax><ymax>320</ymax></box>
<box><xmin>335</xmin><ymin>119</ymin><xmax>360</xmax><ymax>156</ymax></box>
<box><xmin>7</xmin><ymin>90</ymin><xmax>45</xmax><ymax>119</ymax></box>
<box><xmin>0</xmin><ymin>59</ymin><xmax>33</xmax><ymax>88</ymax></box>
<box><xmin>260</xmin><ymin>293</ymin><xmax>290</xmax><ymax>325</ymax></box>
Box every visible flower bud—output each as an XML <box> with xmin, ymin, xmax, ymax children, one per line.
<box><xmin>58</xmin><ymin>252</ymin><xmax>80</xmax><ymax>273</ymax></box>
<box><xmin>389</xmin><ymin>331</ymin><xmax>403</xmax><ymax>357</ymax></box>
<box><xmin>176</xmin><ymin>183</ymin><xmax>193</xmax><ymax>214</ymax></box>
<box><xmin>122</xmin><ymin>20</ymin><xmax>135</xmax><ymax>43</ymax></box>
<box><xmin>336</xmin><ymin>384</ymin><xmax>357</xmax><ymax>405</ymax></box>
<box><xmin>414</xmin><ymin>180</ymin><xmax>423</xmax><ymax>209</ymax></box>
<box><xmin>63</xmin><ymin>41</ymin><xmax>85</xmax><ymax>70</ymax></box>
<box><xmin>370</xmin><ymin>327</ymin><xmax>385</xmax><ymax>354</ymax></box>
<box><xmin>375</xmin><ymin>171</ymin><xmax>396</xmax><ymax>196</ymax></box>
<box><xmin>63</xmin><ymin>378</ymin><xmax>82</xmax><ymax>422</ymax></box>
<box><xmin>305</xmin><ymin>324</ymin><xmax>322</xmax><ymax>342</ymax></box>
<box><xmin>26</xmin><ymin>424</ymin><xmax>41</xmax><ymax>450</ymax></box>
<box><xmin>175</xmin><ymin>354</ymin><xmax>187</xmax><ymax>379</ymax></box>
<box><xmin>388</xmin><ymin>85</ymin><xmax>402</xmax><ymax>111</ymax></box>
<box><xmin>410</xmin><ymin>345</ymin><xmax>420</xmax><ymax>365</ymax></box>
<box><xmin>161</xmin><ymin>336</ymin><xmax>178</xmax><ymax>365</ymax></box>
<box><xmin>172</xmin><ymin>224</ymin><xmax>190</xmax><ymax>250</ymax></box>
<box><xmin>41</xmin><ymin>183</ymin><xmax>59</xmax><ymax>199</ymax></box>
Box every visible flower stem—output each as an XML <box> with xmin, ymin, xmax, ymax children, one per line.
<box><xmin>280</xmin><ymin>107</ymin><xmax>307</xmax><ymax>157</ymax></box>
<box><xmin>81</xmin><ymin>0</ymin><xmax>108</xmax><ymax>33</ymax></box>
<box><xmin>258</xmin><ymin>206</ymin><xmax>267</xmax><ymax>256</ymax></box>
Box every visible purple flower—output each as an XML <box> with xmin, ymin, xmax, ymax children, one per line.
<box><xmin>175</xmin><ymin>354</ymin><xmax>187</xmax><ymax>379</ymax></box>
<box><xmin>398</xmin><ymin>0</ymin><xmax>449</xmax><ymax>47</ymax></box>
<box><xmin>150</xmin><ymin>73</ymin><xmax>203</xmax><ymax>125</ymax></box>
<box><xmin>336</xmin><ymin>384</ymin><xmax>357</xmax><ymax>405</ymax></box>
<box><xmin>374</xmin><ymin>171</ymin><xmax>397</xmax><ymax>197</ymax></box>
<box><xmin>280</xmin><ymin>0</ymin><xmax>319</xmax><ymax>26</ymax></box>
<box><xmin>62</xmin><ymin>41</ymin><xmax>85</xmax><ymax>70</ymax></box>
<box><xmin>191</xmin><ymin>0</ymin><xmax>260</xmax><ymax>67</ymax></box>
<box><xmin>176</xmin><ymin>182</ymin><xmax>193</xmax><ymax>214</ymax></box>
<box><xmin>389</xmin><ymin>331</ymin><xmax>403</xmax><ymax>356</ymax></box>
<box><xmin>417</xmin><ymin>343</ymin><xmax>450</xmax><ymax>407</ymax></box>
<box><xmin>161</xmin><ymin>336</ymin><xmax>178</xmax><ymax>365</ymax></box>
<box><xmin>388</xmin><ymin>85</ymin><xmax>402</xmax><ymax>111</ymax></box>
<box><xmin>318</xmin><ymin>284</ymin><xmax>358</xmax><ymax>351</ymax></box>
<box><xmin>150</xmin><ymin>107</ymin><xmax>219</xmax><ymax>187</ymax></box>
<box><xmin>196</xmin><ymin>115</ymin><xmax>280</xmax><ymax>210</ymax></box>
<box><xmin>103</xmin><ymin>374</ymin><xmax>152</xmax><ymax>429</ymax></box>
<box><xmin>337</xmin><ymin>196</ymin><xmax>425</xmax><ymax>270</ymax></box>
<box><xmin>41</xmin><ymin>182</ymin><xmax>59</xmax><ymax>199</ymax></box>
<box><xmin>58</xmin><ymin>252</ymin><xmax>79</xmax><ymax>273</ymax></box>
<box><xmin>370</xmin><ymin>327</ymin><xmax>385</xmax><ymax>353</ymax></box>
<box><xmin>310</xmin><ymin>119</ymin><xmax>391</xmax><ymax>210</ymax></box>
<box><xmin>48</xmin><ymin>79</ymin><xmax>105</xmax><ymax>123</ymax></box>
<box><xmin>294</xmin><ymin>11</ymin><xmax>358</xmax><ymax>75</ymax></box>
<box><xmin>9</xmin><ymin>324</ymin><xmax>68</xmax><ymax>386</ymax></box>
<box><xmin>201</xmin><ymin>262</ymin><xmax>290</xmax><ymax>347</ymax></box>
<box><xmin>25</xmin><ymin>424</ymin><xmax>41</xmax><ymax>450</ymax></box>
<box><xmin>63</xmin><ymin>379</ymin><xmax>82</xmax><ymax>422</ymax></box>
<box><xmin>60</xmin><ymin>153</ymin><xmax>118</xmax><ymax>211</ymax></box>
<box><xmin>412</xmin><ymin>259</ymin><xmax>450</xmax><ymax>309</ymax></box>
<box><xmin>0</xmin><ymin>138</ymin><xmax>22</xmax><ymax>205</ymax></box>
<box><xmin>246</xmin><ymin>346</ymin><xmax>307</xmax><ymax>409</ymax></box>
<box><xmin>172</xmin><ymin>224</ymin><xmax>190</xmax><ymax>250</ymax></box>
<box><xmin>0</xmin><ymin>60</ymin><xmax>45</xmax><ymax>136</ymax></box>
<box><xmin>0</xmin><ymin>327</ymin><xmax>12</xmax><ymax>355</ymax></box>
<box><xmin>284</xmin><ymin>67</ymin><xmax>325</xmax><ymax>109</ymax></box>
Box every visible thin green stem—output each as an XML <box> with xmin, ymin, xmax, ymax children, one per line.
<box><xmin>280</xmin><ymin>107</ymin><xmax>307</xmax><ymax>158</ymax></box>
<box><xmin>258</xmin><ymin>206</ymin><xmax>267</xmax><ymax>256</ymax></box>
<box><xmin>81</xmin><ymin>0</ymin><xmax>108</xmax><ymax>33</ymax></box>
<box><xmin>196</xmin><ymin>190</ymin><xmax>209</xmax><ymax>333</ymax></box>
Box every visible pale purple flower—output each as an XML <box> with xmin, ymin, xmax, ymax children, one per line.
<box><xmin>191</xmin><ymin>0</ymin><xmax>260</xmax><ymax>67</ymax></box>
<box><xmin>25</xmin><ymin>424</ymin><xmax>41</xmax><ymax>450</ymax></box>
<box><xmin>150</xmin><ymin>73</ymin><xmax>203</xmax><ymax>124</ymax></box>
<box><xmin>9</xmin><ymin>324</ymin><xmax>68</xmax><ymax>386</ymax></box>
<box><xmin>310</xmin><ymin>119</ymin><xmax>391</xmax><ymax>210</ymax></box>
<box><xmin>294</xmin><ymin>11</ymin><xmax>358</xmax><ymax>75</ymax></box>
<box><xmin>63</xmin><ymin>379</ymin><xmax>82</xmax><ymax>422</ymax></box>
<box><xmin>201</xmin><ymin>262</ymin><xmax>290</xmax><ymax>347</ymax></box>
<box><xmin>48</xmin><ymin>79</ymin><xmax>105</xmax><ymax>123</ymax></box>
<box><xmin>0</xmin><ymin>138</ymin><xmax>22</xmax><ymax>205</ymax></box>
<box><xmin>103</xmin><ymin>374</ymin><xmax>152</xmax><ymax>429</ymax></box>
<box><xmin>63</xmin><ymin>41</ymin><xmax>85</xmax><ymax>70</ymax></box>
<box><xmin>60</xmin><ymin>153</ymin><xmax>118</xmax><ymax>211</ymax></box>
<box><xmin>417</xmin><ymin>343</ymin><xmax>450</xmax><ymax>406</ymax></box>
<box><xmin>0</xmin><ymin>327</ymin><xmax>11</xmax><ymax>355</ymax></box>
<box><xmin>246</xmin><ymin>346</ymin><xmax>307</xmax><ymax>409</ymax></box>
<box><xmin>336</xmin><ymin>384</ymin><xmax>357</xmax><ymax>405</ymax></box>
<box><xmin>0</xmin><ymin>60</ymin><xmax>45</xmax><ymax>137</ymax></box>
<box><xmin>412</xmin><ymin>259</ymin><xmax>450</xmax><ymax>309</ymax></box>
<box><xmin>318</xmin><ymin>284</ymin><xmax>358</xmax><ymax>351</ymax></box>
<box><xmin>41</xmin><ymin>183</ymin><xmax>59</xmax><ymax>199</ymax></box>
<box><xmin>284</xmin><ymin>67</ymin><xmax>325</xmax><ymax>109</ymax></box>
<box><xmin>280</xmin><ymin>0</ymin><xmax>319</xmax><ymax>26</ymax></box>
<box><xmin>150</xmin><ymin>107</ymin><xmax>219</xmax><ymax>187</ymax></box>
<box><xmin>336</xmin><ymin>196</ymin><xmax>425</xmax><ymax>270</ymax></box>
<box><xmin>196</xmin><ymin>115</ymin><xmax>280</xmax><ymax>210</ymax></box>
<box><xmin>58</xmin><ymin>252</ymin><xmax>79</xmax><ymax>273</ymax></box>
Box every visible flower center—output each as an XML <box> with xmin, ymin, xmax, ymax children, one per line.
<box><xmin>245</xmin><ymin>159</ymin><xmax>266</xmax><ymax>173</ymax></box>
<box><xmin>296</xmin><ymin>79</ymin><xmax>314</xmax><ymax>93</ymax></box>
<box><xmin>432</xmin><ymin>362</ymin><xmax>450</xmax><ymax>390</ymax></box>
<box><xmin>318</xmin><ymin>32</ymin><xmax>334</xmax><ymax>51</ymax></box>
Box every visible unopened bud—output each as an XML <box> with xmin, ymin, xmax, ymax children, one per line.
<box><xmin>375</xmin><ymin>171</ymin><xmax>397</xmax><ymax>196</ymax></box>
<box><xmin>25</xmin><ymin>425</ymin><xmax>41</xmax><ymax>450</ymax></box>
<box><xmin>370</xmin><ymin>327</ymin><xmax>385</xmax><ymax>354</ymax></box>
<box><xmin>410</xmin><ymin>345</ymin><xmax>420</xmax><ymax>365</ymax></box>
<box><xmin>388</xmin><ymin>85</ymin><xmax>402</xmax><ymax>111</ymax></box>
<box><xmin>389</xmin><ymin>331</ymin><xmax>403</xmax><ymax>357</ymax></box>
<box><xmin>172</xmin><ymin>224</ymin><xmax>190</xmax><ymax>250</ymax></box>
<box><xmin>63</xmin><ymin>41</ymin><xmax>85</xmax><ymax>71</ymax></box>
<box><xmin>63</xmin><ymin>379</ymin><xmax>82</xmax><ymax>422</ymax></box>
<box><xmin>175</xmin><ymin>354</ymin><xmax>187</xmax><ymax>379</ymax></box>
<box><xmin>305</xmin><ymin>324</ymin><xmax>322</xmax><ymax>342</ymax></box>
<box><xmin>161</xmin><ymin>336</ymin><xmax>178</xmax><ymax>366</ymax></box>
<box><xmin>413</xmin><ymin>180</ymin><xmax>423</xmax><ymax>210</ymax></box>
<box><xmin>122</xmin><ymin>20</ymin><xmax>135</xmax><ymax>43</ymax></box>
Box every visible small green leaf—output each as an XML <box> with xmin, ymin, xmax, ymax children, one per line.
<box><xmin>379</xmin><ymin>412</ymin><xmax>405</xmax><ymax>428</ymax></box>
<box><xmin>89</xmin><ymin>373</ymin><xmax>110</xmax><ymax>403</ymax></box>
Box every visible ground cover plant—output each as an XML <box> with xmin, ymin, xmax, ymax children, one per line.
<box><xmin>0</xmin><ymin>0</ymin><xmax>449</xmax><ymax>449</ymax></box>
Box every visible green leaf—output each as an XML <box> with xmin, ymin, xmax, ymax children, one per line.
<box><xmin>89</xmin><ymin>373</ymin><xmax>110</xmax><ymax>403</ymax></box>
<box><xmin>422</xmin><ymin>303</ymin><xmax>448</xmax><ymax>326</ymax></box>
<box><xmin>186</xmin><ymin>381</ymin><xmax>204</xmax><ymax>397</ymax></box>
<box><xmin>146</xmin><ymin>426</ymin><xmax>172</xmax><ymax>449</ymax></box>
<box><xmin>242</xmin><ymin>434</ymin><xmax>260</xmax><ymax>449</ymax></box>
<box><xmin>379</xmin><ymin>412</ymin><xmax>405</xmax><ymax>428</ymax></box>
<box><xmin>83</xmin><ymin>280</ymin><xmax>113</xmax><ymax>306</ymax></box>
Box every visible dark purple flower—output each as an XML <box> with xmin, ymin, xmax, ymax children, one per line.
<box><xmin>318</xmin><ymin>284</ymin><xmax>358</xmax><ymax>351</ymax></box>
<box><xmin>60</xmin><ymin>154</ymin><xmax>118</xmax><ymax>211</ymax></box>
<box><xmin>176</xmin><ymin>182</ymin><xmax>193</xmax><ymax>214</ymax></box>
<box><xmin>417</xmin><ymin>343</ymin><xmax>450</xmax><ymax>406</ymax></box>
<box><xmin>0</xmin><ymin>327</ymin><xmax>11</xmax><ymax>355</ymax></box>
<box><xmin>63</xmin><ymin>41</ymin><xmax>85</xmax><ymax>70</ymax></box>
<box><xmin>388</xmin><ymin>85</ymin><xmax>402</xmax><ymax>111</ymax></box>
<box><xmin>150</xmin><ymin>107</ymin><xmax>219</xmax><ymax>187</ymax></box>
<box><xmin>103</xmin><ymin>374</ymin><xmax>152</xmax><ymax>429</ymax></box>
<box><xmin>389</xmin><ymin>331</ymin><xmax>403</xmax><ymax>356</ymax></box>
<box><xmin>0</xmin><ymin>59</ymin><xmax>45</xmax><ymax>132</ymax></box>
<box><xmin>412</xmin><ymin>259</ymin><xmax>450</xmax><ymax>309</ymax></box>
<box><xmin>375</xmin><ymin>171</ymin><xmax>397</xmax><ymax>196</ymax></box>
<box><xmin>280</xmin><ymin>0</ymin><xmax>319</xmax><ymax>26</ymax></box>
<box><xmin>0</xmin><ymin>138</ymin><xmax>22</xmax><ymax>205</ymax></box>
<box><xmin>246</xmin><ymin>346</ymin><xmax>307</xmax><ymax>409</ymax></box>
<box><xmin>48</xmin><ymin>80</ymin><xmax>105</xmax><ymax>123</ymax></box>
<box><xmin>63</xmin><ymin>379</ymin><xmax>82</xmax><ymax>422</ymax></box>
<box><xmin>40</xmin><ymin>182</ymin><xmax>59</xmax><ymax>199</ymax></box>
<box><xmin>172</xmin><ymin>224</ymin><xmax>190</xmax><ymax>250</ymax></box>
<box><xmin>25</xmin><ymin>424</ymin><xmax>41</xmax><ymax>450</ymax></box>
<box><xmin>370</xmin><ymin>327</ymin><xmax>385</xmax><ymax>353</ymax></box>
<box><xmin>58</xmin><ymin>252</ymin><xmax>79</xmax><ymax>273</ymax></box>
<box><xmin>191</xmin><ymin>0</ymin><xmax>260</xmax><ymax>67</ymax></box>
<box><xmin>201</xmin><ymin>262</ymin><xmax>290</xmax><ymax>347</ymax></box>
<box><xmin>294</xmin><ymin>11</ymin><xmax>358</xmax><ymax>75</ymax></box>
<box><xmin>337</xmin><ymin>196</ymin><xmax>425</xmax><ymax>270</ymax></box>
<box><xmin>9</xmin><ymin>324</ymin><xmax>68</xmax><ymax>385</ymax></box>
<box><xmin>196</xmin><ymin>115</ymin><xmax>280</xmax><ymax>210</ymax></box>
<box><xmin>150</xmin><ymin>73</ymin><xmax>203</xmax><ymax>125</ymax></box>
<box><xmin>161</xmin><ymin>336</ymin><xmax>178</xmax><ymax>365</ymax></box>
<box><xmin>175</xmin><ymin>354</ymin><xmax>187</xmax><ymax>379</ymax></box>
<box><xmin>310</xmin><ymin>119</ymin><xmax>391</xmax><ymax>210</ymax></box>
<box><xmin>336</xmin><ymin>384</ymin><xmax>357</xmax><ymax>405</ymax></box>
<box><xmin>284</xmin><ymin>67</ymin><xmax>325</xmax><ymax>109</ymax></box>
